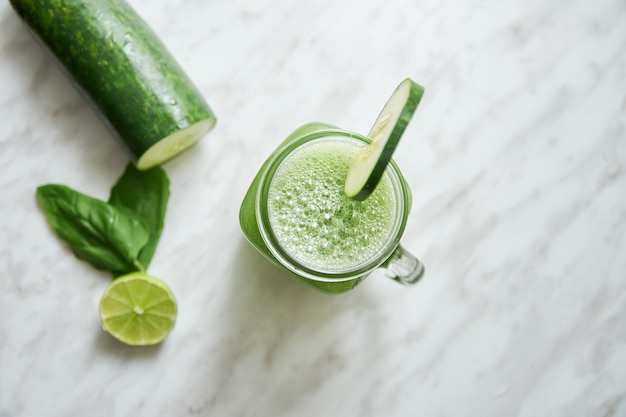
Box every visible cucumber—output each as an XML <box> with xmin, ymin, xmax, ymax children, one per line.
<box><xmin>344</xmin><ymin>78</ymin><xmax>424</xmax><ymax>201</ymax></box>
<box><xmin>10</xmin><ymin>0</ymin><xmax>216</xmax><ymax>170</ymax></box>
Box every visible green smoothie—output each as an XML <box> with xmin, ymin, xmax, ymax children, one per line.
<box><xmin>239</xmin><ymin>123</ymin><xmax>412</xmax><ymax>294</ymax></box>
<box><xmin>241</xmin><ymin>79</ymin><xmax>425</xmax><ymax>293</ymax></box>
<box><xmin>267</xmin><ymin>138</ymin><xmax>397</xmax><ymax>272</ymax></box>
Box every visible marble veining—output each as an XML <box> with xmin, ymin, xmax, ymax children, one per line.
<box><xmin>1</xmin><ymin>0</ymin><xmax>625</xmax><ymax>416</ymax></box>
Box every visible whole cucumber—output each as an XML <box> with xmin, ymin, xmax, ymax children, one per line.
<box><xmin>10</xmin><ymin>0</ymin><xmax>216</xmax><ymax>169</ymax></box>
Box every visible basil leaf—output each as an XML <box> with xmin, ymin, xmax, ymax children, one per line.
<box><xmin>109</xmin><ymin>163</ymin><xmax>170</xmax><ymax>269</ymax></box>
<box><xmin>36</xmin><ymin>184</ymin><xmax>150</xmax><ymax>274</ymax></box>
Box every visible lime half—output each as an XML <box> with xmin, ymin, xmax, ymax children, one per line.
<box><xmin>344</xmin><ymin>78</ymin><xmax>424</xmax><ymax>201</ymax></box>
<box><xmin>99</xmin><ymin>272</ymin><xmax>177</xmax><ymax>346</ymax></box>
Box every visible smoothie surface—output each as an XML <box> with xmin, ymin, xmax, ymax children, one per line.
<box><xmin>267</xmin><ymin>138</ymin><xmax>398</xmax><ymax>271</ymax></box>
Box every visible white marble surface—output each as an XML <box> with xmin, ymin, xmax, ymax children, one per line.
<box><xmin>1</xmin><ymin>0</ymin><xmax>625</xmax><ymax>415</ymax></box>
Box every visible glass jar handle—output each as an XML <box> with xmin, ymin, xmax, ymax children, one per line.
<box><xmin>378</xmin><ymin>244</ymin><xmax>425</xmax><ymax>285</ymax></box>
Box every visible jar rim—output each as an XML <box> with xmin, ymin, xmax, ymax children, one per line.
<box><xmin>255</xmin><ymin>132</ymin><xmax>408</xmax><ymax>282</ymax></box>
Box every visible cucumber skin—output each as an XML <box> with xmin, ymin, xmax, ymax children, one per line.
<box><xmin>10</xmin><ymin>0</ymin><xmax>215</xmax><ymax>165</ymax></box>
<box><xmin>352</xmin><ymin>79</ymin><xmax>424</xmax><ymax>201</ymax></box>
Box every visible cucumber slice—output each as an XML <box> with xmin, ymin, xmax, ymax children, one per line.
<box><xmin>10</xmin><ymin>0</ymin><xmax>216</xmax><ymax>170</ymax></box>
<box><xmin>344</xmin><ymin>78</ymin><xmax>424</xmax><ymax>201</ymax></box>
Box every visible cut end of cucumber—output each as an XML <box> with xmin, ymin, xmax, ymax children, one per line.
<box><xmin>345</xmin><ymin>78</ymin><xmax>424</xmax><ymax>201</ymax></box>
<box><xmin>136</xmin><ymin>117</ymin><xmax>216</xmax><ymax>170</ymax></box>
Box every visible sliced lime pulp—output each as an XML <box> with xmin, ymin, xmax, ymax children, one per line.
<box><xmin>344</xmin><ymin>78</ymin><xmax>424</xmax><ymax>201</ymax></box>
<box><xmin>99</xmin><ymin>272</ymin><xmax>177</xmax><ymax>346</ymax></box>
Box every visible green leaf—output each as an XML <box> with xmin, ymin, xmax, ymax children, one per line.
<box><xmin>109</xmin><ymin>163</ymin><xmax>170</xmax><ymax>269</ymax></box>
<box><xmin>36</xmin><ymin>184</ymin><xmax>150</xmax><ymax>274</ymax></box>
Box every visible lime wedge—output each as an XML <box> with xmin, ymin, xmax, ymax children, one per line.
<box><xmin>344</xmin><ymin>78</ymin><xmax>424</xmax><ymax>201</ymax></box>
<box><xmin>99</xmin><ymin>272</ymin><xmax>177</xmax><ymax>346</ymax></box>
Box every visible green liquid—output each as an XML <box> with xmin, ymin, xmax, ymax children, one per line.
<box><xmin>267</xmin><ymin>138</ymin><xmax>397</xmax><ymax>271</ymax></box>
